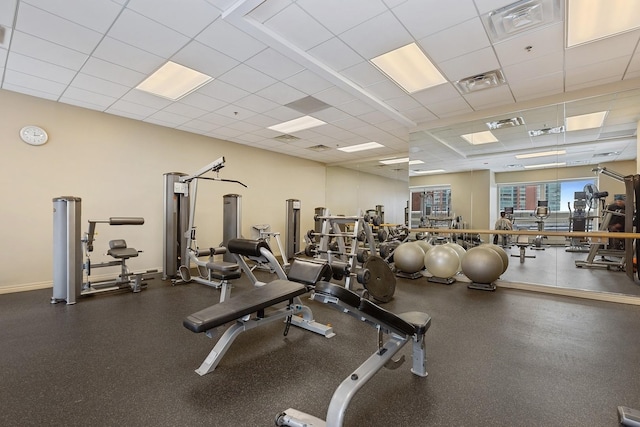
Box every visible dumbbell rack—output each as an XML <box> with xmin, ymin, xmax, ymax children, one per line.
<box><xmin>311</xmin><ymin>209</ymin><xmax>378</xmax><ymax>292</ymax></box>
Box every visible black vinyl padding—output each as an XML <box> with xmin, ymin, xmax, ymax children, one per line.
<box><xmin>397</xmin><ymin>311</ymin><xmax>432</xmax><ymax>336</ymax></box>
<box><xmin>314</xmin><ymin>281</ymin><xmax>361</xmax><ymax>308</ymax></box>
<box><xmin>108</xmin><ymin>217</ymin><xmax>144</xmax><ymax>225</ymax></box>
<box><xmin>228</xmin><ymin>238</ymin><xmax>271</xmax><ymax>257</ymax></box>
<box><xmin>107</xmin><ymin>239</ymin><xmax>139</xmax><ymax>259</ymax></box>
<box><xmin>314</xmin><ymin>281</ymin><xmax>430</xmax><ymax>337</ymax></box>
<box><xmin>287</xmin><ymin>258</ymin><xmax>332</xmax><ymax>285</ymax></box>
<box><xmin>183</xmin><ymin>280</ymin><xmax>306</xmax><ymax>333</ymax></box>
<box><xmin>358</xmin><ymin>299</ymin><xmax>417</xmax><ymax>336</ymax></box>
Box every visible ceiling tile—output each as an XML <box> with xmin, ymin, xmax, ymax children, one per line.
<box><xmin>438</xmin><ymin>47</ymin><xmax>501</xmax><ymax>81</ymax></box>
<box><xmin>296</xmin><ymin>0</ymin><xmax>388</xmax><ymax>35</ymax></box>
<box><xmin>198</xmin><ymin>79</ymin><xmax>250</xmax><ymax>103</ymax></box>
<box><xmin>197</xmin><ymin>18</ymin><xmax>266</xmax><ymax>62</ymax></box>
<box><xmin>80</xmin><ymin>57</ymin><xmax>146</xmax><ymax>87</ymax></box>
<box><xmin>217</xmin><ymin>63</ymin><xmax>277</xmax><ymax>93</ymax></box>
<box><xmin>24</xmin><ymin>0</ymin><xmax>122</xmax><ymax>33</ymax></box>
<box><xmin>283</xmin><ymin>69</ymin><xmax>334</xmax><ymax>94</ymax></box>
<box><xmin>16</xmin><ymin>3</ymin><xmax>102</xmax><ymax>54</ymax></box>
<box><xmin>10</xmin><ymin>31</ymin><xmax>87</xmax><ymax>70</ymax></box>
<box><xmin>126</xmin><ymin>0</ymin><xmax>220</xmax><ymax>37</ymax></box>
<box><xmin>263</xmin><ymin>3</ymin><xmax>333</xmax><ymax>51</ymax></box>
<box><xmin>171</xmin><ymin>41</ymin><xmax>239</xmax><ymax>78</ymax></box>
<box><xmin>308</xmin><ymin>37</ymin><xmax>362</xmax><ymax>72</ymax></box>
<box><xmin>4</xmin><ymin>69</ymin><xmax>67</xmax><ymax>96</ymax></box>
<box><xmin>340</xmin><ymin>61</ymin><xmax>387</xmax><ymax>88</ymax></box>
<box><xmin>565</xmin><ymin>30</ymin><xmax>640</xmax><ymax>70</ymax></box>
<box><xmin>6</xmin><ymin>52</ymin><xmax>76</xmax><ymax>84</ymax></box>
<box><xmin>419</xmin><ymin>18</ymin><xmax>491</xmax><ymax>64</ymax></box>
<box><xmin>60</xmin><ymin>86</ymin><xmax>117</xmax><ymax>110</ymax></box>
<box><xmin>393</xmin><ymin>0</ymin><xmax>477</xmax><ymax>39</ymax></box>
<box><xmin>93</xmin><ymin>36</ymin><xmax>164</xmax><ymax>74</ymax></box>
<box><xmin>69</xmin><ymin>73</ymin><xmax>129</xmax><ymax>98</ymax></box>
<box><xmin>256</xmin><ymin>82</ymin><xmax>306</xmax><ymax>105</ymax></box>
<box><xmin>108</xmin><ymin>9</ymin><xmax>189</xmax><ymax>58</ymax></box>
<box><xmin>339</xmin><ymin>11</ymin><xmax>412</xmax><ymax>59</ymax></box>
<box><xmin>245</xmin><ymin>48</ymin><xmax>305</xmax><ymax>80</ymax></box>
<box><xmin>0</xmin><ymin>0</ymin><xmax>16</xmax><ymax>28</ymax></box>
<box><xmin>178</xmin><ymin>92</ymin><xmax>228</xmax><ymax>112</ymax></box>
<box><xmin>493</xmin><ymin>22</ymin><xmax>564</xmax><ymax>67</ymax></box>
<box><xmin>502</xmin><ymin>51</ymin><xmax>563</xmax><ymax>82</ymax></box>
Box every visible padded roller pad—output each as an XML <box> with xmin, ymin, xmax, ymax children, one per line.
<box><xmin>228</xmin><ymin>238</ymin><xmax>271</xmax><ymax>257</ymax></box>
<box><xmin>287</xmin><ymin>258</ymin><xmax>332</xmax><ymax>285</ymax></box>
<box><xmin>183</xmin><ymin>280</ymin><xmax>306</xmax><ymax>333</ymax></box>
<box><xmin>109</xmin><ymin>217</ymin><xmax>144</xmax><ymax>225</ymax></box>
<box><xmin>314</xmin><ymin>281</ymin><xmax>361</xmax><ymax>308</ymax></box>
<box><xmin>358</xmin><ymin>298</ymin><xmax>416</xmax><ymax>336</ymax></box>
<box><xmin>397</xmin><ymin>311</ymin><xmax>431</xmax><ymax>336</ymax></box>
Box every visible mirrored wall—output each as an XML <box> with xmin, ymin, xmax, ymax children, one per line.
<box><xmin>408</xmin><ymin>88</ymin><xmax>640</xmax><ymax>297</ymax></box>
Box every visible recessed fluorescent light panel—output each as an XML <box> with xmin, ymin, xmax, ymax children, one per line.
<box><xmin>379</xmin><ymin>158</ymin><xmax>424</xmax><ymax>165</ymax></box>
<box><xmin>565</xmin><ymin>111</ymin><xmax>607</xmax><ymax>131</ymax></box>
<box><xmin>482</xmin><ymin>0</ymin><xmax>562</xmax><ymax>43</ymax></box>
<box><xmin>567</xmin><ymin>0</ymin><xmax>640</xmax><ymax>47</ymax></box>
<box><xmin>268</xmin><ymin>116</ymin><xmax>327</xmax><ymax>134</ymax></box>
<box><xmin>524</xmin><ymin>162</ymin><xmax>566</xmax><ymax>169</ymax></box>
<box><xmin>413</xmin><ymin>169</ymin><xmax>445</xmax><ymax>174</ymax></box>
<box><xmin>486</xmin><ymin>117</ymin><xmax>525</xmax><ymax>130</ymax></box>
<box><xmin>455</xmin><ymin>70</ymin><xmax>506</xmax><ymax>94</ymax></box>
<box><xmin>337</xmin><ymin>142</ymin><xmax>385</xmax><ymax>153</ymax></box>
<box><xmin>136</xmin><ymin>61</ymin><xmax>213</xmax><ymax>101</ymax></box>
<box><xmin>516</xmin><ymin>150</ymin><xmax>566</xmax><ymax>159</ymax></box>
<box><xmin>370</xmin><ymin>43</ymin><xmax>447</xmax><ymax>93</ymax></box>
<box><xmin>528</xmin><ymin>126</ymin><xmax>564</xmax><ymax>137</ymax></box>
<box><xmin>461</xmin><ymin>131</ymin><xmax>498</xmax><ymax>145</ymax></box>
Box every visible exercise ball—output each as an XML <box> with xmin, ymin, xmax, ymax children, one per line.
<box><xmin>481</xmin><ymin>243</ymin><xmax>509</xmax><ymax>273</ymax></box>
<box><xmin>424</xmin><ymin>245</ymin><xmax>459</xmax><ymax>279</ymax></box>
<box><xmin>461</xmin><ymin>246</ymin><xmax>503</xmax><ymax>284</ymax></box>
<box><xmin>443</xmin><ymin>242</ymin><xmax>466</xmax><ymax>272</ymax></box>
<box><xmin>414</xmin><ymin>240</ymin><xmax>433</xmax><ymax>255</ymax></box>
<box><xmin>393</xmin><ymin>242</ymin><xmax>425</xmax><ymax>274</ymax></box>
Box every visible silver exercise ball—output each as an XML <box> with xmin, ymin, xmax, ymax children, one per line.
<box><xmin>424</xmin><ymin>245</ymin><xmax>459</xmax><ymax>279</ymax></box>
<box><xmin>443</xmin><ymin>242</ymin><xmax>466</xmax><ymax>273</ymax></box>
<box><xmin>481</xmin><ymin>243</ymin><xmax>509</xmax><ymax>273</ymax></box>
<box><xmin>461</xmin><ymin>246</ymin><xmax>503</xmax><ymax>284</ymax></box>
<box><xmin>394</xmin><ymin>242</ymin><xmax>425</xmax><ymax>274</ymax></box>
<box><xmin>414</xmin><ymin>240</ymin><xmax>433</xmax><ymax>255</ymax></box>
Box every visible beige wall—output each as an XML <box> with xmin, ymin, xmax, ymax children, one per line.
<box><xmin>0</xmin><ymin>90</ymin><xmax>328</xmax><ymax>291</ymax></box>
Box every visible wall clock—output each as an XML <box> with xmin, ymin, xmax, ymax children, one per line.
<box><xmin>20</xmin><ymin>125</ymin><xmax>48</xmax><ymax>146</ymax></box>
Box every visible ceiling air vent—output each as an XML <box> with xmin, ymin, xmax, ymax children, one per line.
<box><xmin>274</xmin><ymin>134</ymin><xmax>301</xmax><ymax>142</ymax></box>
<box><xmin>528</xmin><ymin>126</ymin><xmax>564</xmax><ymax>137</ymax></box>
<box><xmin>592</xmin><ymin>151</ymin><xmax>621</xmax><ymax>158</ymax></box>
<box><xmin>307</xmin><ymin>144</ymin><xmax>331</xmax><ymax>152</ymax></box>
<box><xmin>486</xmin><ymin>117</ymin><xmax>525</xmax><ymax>130</ymax></box>
<box><xmin>455</xmin><ymin>69</ymin><xmax>506</xmax><ymax>94</ymax></box>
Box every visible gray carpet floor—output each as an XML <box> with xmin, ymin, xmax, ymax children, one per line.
<box><xmin>2</xmin><ymin>270</ymin><xmax>640</xmax><ymax>426</ymax></box>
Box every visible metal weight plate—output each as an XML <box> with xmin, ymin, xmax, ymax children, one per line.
<box><xmin>362</xmin><ymin>255</ymin><xmax>395</xmax><ymax>303</ymax></box>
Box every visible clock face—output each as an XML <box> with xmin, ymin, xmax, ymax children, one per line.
<box><xmin>20</xmin><ymin>126</ymin><xmax>48</xmax><ymax>146</ymax></box>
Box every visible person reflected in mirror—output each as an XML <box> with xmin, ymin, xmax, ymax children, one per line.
<box><xmin>493</xmin><ymin>211</ymin><xmax>513</xmax><ymax>245</ymax></box>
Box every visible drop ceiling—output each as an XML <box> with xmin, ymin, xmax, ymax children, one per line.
<box><xmin>1</xmin><ymin>0</ymin><xmax>640</xmax><ymax>180</ymax></box>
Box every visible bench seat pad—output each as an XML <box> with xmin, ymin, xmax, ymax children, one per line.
<box><xmin>184</xmin><ymin>280</ymin><xmax>307</xmax><ymax>333</ymax></box>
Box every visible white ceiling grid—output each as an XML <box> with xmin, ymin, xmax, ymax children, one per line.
<box><xmin>1</xmin><ymin>0</ymin><xmax>640</xmax><ymax>179</ymax></box>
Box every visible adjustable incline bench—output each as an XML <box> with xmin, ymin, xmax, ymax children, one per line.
<box><xmin>275</xmin><ymin>281</ymin><xmax>431</xmax><ymax>427</ymax></box>
<box><xmin>183</xmin><ymin>254</ymin><xmax>334</xmax><ymax>376</ymax></box>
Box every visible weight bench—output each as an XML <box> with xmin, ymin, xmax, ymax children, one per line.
<box><xmin>183</xmin><ymin>257</ymin><xmax>335</xmax><ymax>376</ymax></box>
<box><xmin>276</xmin><ymin>281</ymin><xmax>431</xmax><ymax>427</ymax></box>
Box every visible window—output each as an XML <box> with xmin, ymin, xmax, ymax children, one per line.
<box><xmin>410</xmin><ymin>185</ymin><xmax>452</xmax><ymax>228</ymax></box>
<box><xmin>498</xmin><ymin>178</ymin><xmax>595</xmax><ymax>231</ymax></box>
